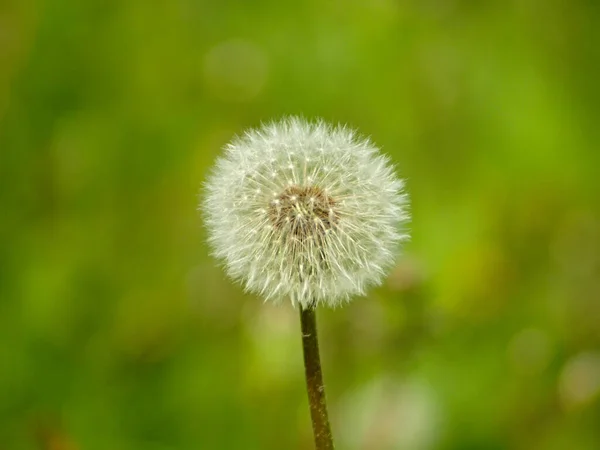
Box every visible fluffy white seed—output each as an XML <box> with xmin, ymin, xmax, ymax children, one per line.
<box><xmin>202</xmin><ymin>117</ymin><xmax>410</xmax><ymax>307</ymax></box>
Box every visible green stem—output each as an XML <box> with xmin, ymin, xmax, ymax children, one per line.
<box><xmin>300</xmin><ymin>305</ymin><xmax>335</xmax><ymax>450</ymax></box>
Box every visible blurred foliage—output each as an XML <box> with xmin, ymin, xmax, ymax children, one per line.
<box><xmin>1</xmin><ymin>0</ymin><xmax>600</xmax><ymax>449</ymax></box>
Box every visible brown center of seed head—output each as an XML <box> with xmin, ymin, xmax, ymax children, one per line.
<box><xmin>269</xmin><ymin>185</ymin><xmax>338</xmax><ymax>239</ymax></box>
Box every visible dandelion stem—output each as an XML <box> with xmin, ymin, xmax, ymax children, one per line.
<box><xmin>300</xmin><ymin>305</ymin><xmax>335</xmax><ymax>450</ymax></box>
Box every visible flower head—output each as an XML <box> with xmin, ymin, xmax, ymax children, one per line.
<box><xmin>202</xmin><ymin>117</ymin><xmax>409</xmax><ymax>307</ymax></box>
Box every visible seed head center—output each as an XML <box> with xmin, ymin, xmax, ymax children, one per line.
<box><xmin>269</xmin><ymin>185</ymin><xmax>338</xmax><ymax>239</ymax></box>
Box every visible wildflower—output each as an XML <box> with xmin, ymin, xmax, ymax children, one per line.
<box><xmin>202</xmin><ymin>117</ymin><xmax>409</xmax><ymax>307</ymax></box>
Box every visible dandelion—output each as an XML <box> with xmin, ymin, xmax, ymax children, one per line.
<box><xmin>202</xmin><ymin>117</ymin><xmax>410</xmax><ymax>449</ymax></box>
<box><xmin>203</xmin><ymin>117</ymin><xmax>409</xmax><ymax>307</ymax></box>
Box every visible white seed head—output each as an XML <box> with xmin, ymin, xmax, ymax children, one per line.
<box><xmin>202</xmin><ymin>117</ymin><xmax>410</xmax><ymax>307</ymax></box>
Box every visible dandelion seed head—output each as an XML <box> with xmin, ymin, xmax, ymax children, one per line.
<box><xmin>202</xmin><ymin>117</ymin><xmax>410</xmax><ymax>307</ymax></box>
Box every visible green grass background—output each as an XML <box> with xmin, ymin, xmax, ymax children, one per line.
<box><xmin>1</xmin><ymin>0</ymin><xmax>599</xmax><ymax>449</ymax></box>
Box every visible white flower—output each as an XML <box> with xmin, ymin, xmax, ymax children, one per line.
<box><xmin>202</xmin><ymin>117</ymin><xmax>409</xmax><ymax>307</ymax></box>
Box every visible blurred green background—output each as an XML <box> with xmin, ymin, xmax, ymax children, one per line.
<box><xmin>1</xmin><ymin>0</ymin><xmax>599</xmax><ymax>449</ymax></box>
